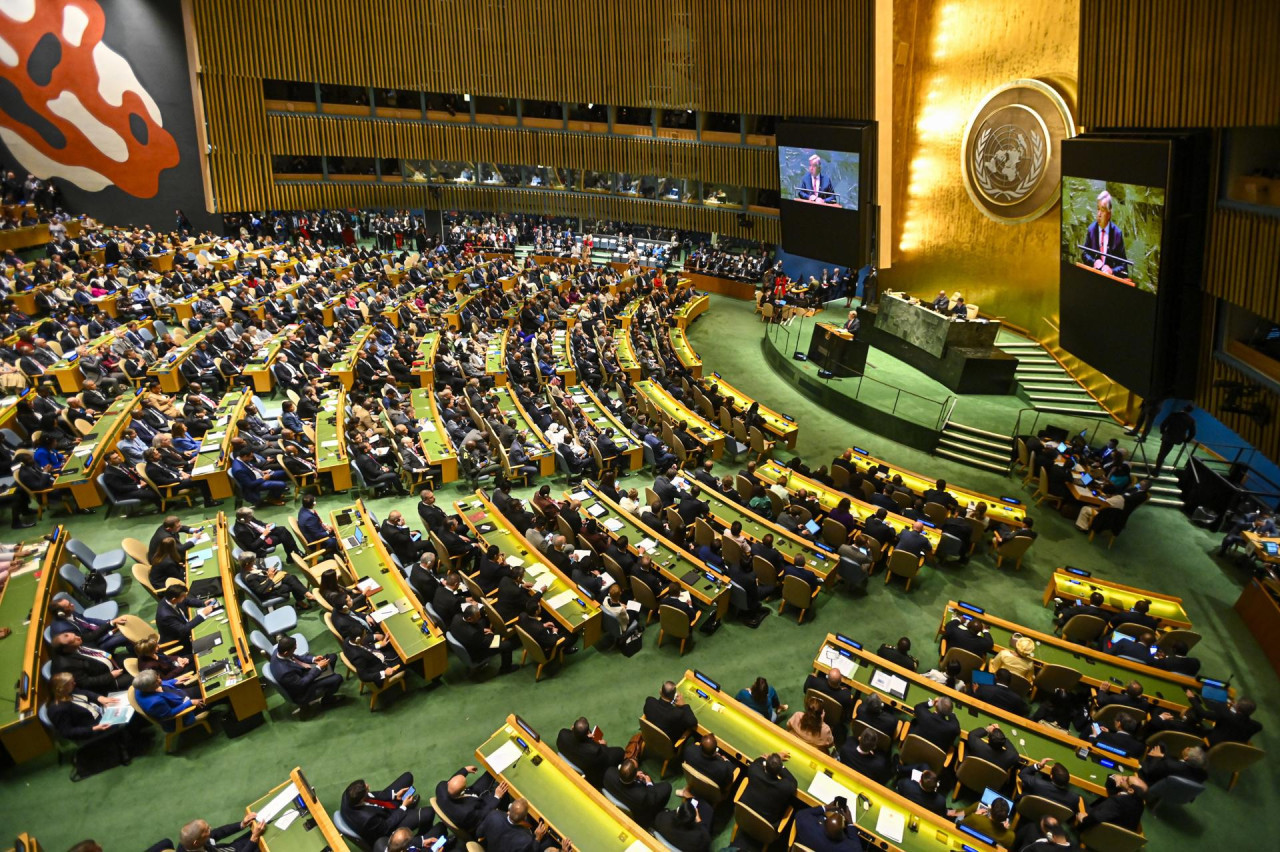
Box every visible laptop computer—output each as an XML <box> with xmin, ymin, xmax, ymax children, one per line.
<box><xmin>345</xmin><ymin>526</ymin><xmax>365</xmax><ymax>549</ymax></box>
<box><xmin>805</xmin><ymin>519</ymin><xmax>821</xmax><ymax>536</ymax></box>
<box><xmin>980</xmin><ymin>788</ymin><xmax>1014</xmax><ymax>813</ymax></box>
<box><xmin>1079</xmin><ymin>472</ymin><xmax>1093</xmax><ymax>487</ymax></box>
<box><xmin>970</xmin><ymin>670</ymin><xmax>996</xmax><ymax>686</ymax></box>
<box><xmin>1200</xmin><ymin>679</ymin><xmax>1230</xmax><ymax>704</ymax></box>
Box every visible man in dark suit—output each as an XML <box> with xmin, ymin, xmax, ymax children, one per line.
<box><xmin>838</xmin><ymin>728</ymin><xmax>892</xmax><ymax>784</ymax></box>
<box><xmin>1106</xmin><ymin>599</ymin><xmax>1160</xmax><ymax>632</ymax></box>
<box><xmin>298</xmin><ymin>494</ymin><xmax>340</xmax><ymax>556</ymax></box>
<box><xmin>380</xmin><ymin>510</ymin><xmax>430</xmax><ymax>564</ymax></box>
<box><xmin>449</xmin><ymin>604</ymin><xmax>516</xmax><ymax>674</ymax></box>
<box><xmin>963</xmin><ymin>725</ymin><xmax>1020</xmax><ymax>773</ymax></box>
<box><xmin>477</xmin><ymin>798</ymin><xmax>556</xmax><ymax>852</ymax></box>
<box><xmin>176</xmin><ymin>816</ymin><xmax>265</xmax><ymax>852</ymax></box>
<box><xmin>556</xmin><ymin>717</ymin><xmax>625</xmax><ymax>788</ymax></box>
<box><xmin>1078</xmin><ymin>774</ymin><xmax>1146</xmax><ymax>832</ymax></box>
<box><xmin>603</xmin><ymin>758</ymin><xmax>671</xmax><ymax>829</ymax></box>
<box><xmin>681</xmin><ymin>733</ymin><xmax>739</xmax><ymax>793</ymax></box>
<box><xmin>432</xmin><ymin>572</ymin><xmax>470</xmax><ymax>627</ymax></box>
<box><xmin>1054</xmin><ymin>591</ymin><xmax>1109</xmax><ymax>629</ymax></box>
<box><xmin>1138</xmin><ymin>743</ymin><xmax>1208</xmax><ymax>785</ymax></box>
<box><xmin>790</xmin><ymin>802</ymin><xmax>861</xmax><ymax>852</ymax></box>
<box><xmin>908</xmin><ymin>697</ymin><xmax>961</xmax><ymax>751</ymax></box>
<box><xmin>1018</xmin><ymin>762</ymin><xmax>1082</xmax><ymax>812</ymax></box>
<box><xmin>942</xmin><ymin>616</ymin><xmax>994</xmax><ymax>658</ymax></box>
<box><xmin>101</xmin><ymin>450</ymin><xmax>161</xmax><ymax>509</ymax></box>
<box><xmin>1081</xmin><ymin>190</ymin><xmax>1129</xmax><ymax>277</ymax></box>
<box><xmin>233</xmin><ymin>507</ymin><xmax>301</xmax><ymax>559</ymax></box>
<box><xmin>643</xmin><ymin>681</ymin><xmax>698</xmax><ymax>747</ymax></box>
<box><xmin>739</xmin><ymin>753</ymin><xmax>797</xmax><ymax>826</ymax></box>
<box><xmin>973</xmin><ymin>668</ymin><xmax>1030</xmax><ymax>717</ymax></box>
<box><xmin>894</xmin><ymin>521</ymin><xmax>933</xmax><ymax>560</ymax></box>
<box><xmin>50</xmin><ymin>632</ymin><xmax>132</xmax><ymax>692</ymax></box>
<box><xmin>876</xmin><ymin>637</ymin><xmax>918</xmax><ymax>672</ymax></box>
<box><xmin>269</xmin><ymin>635</ymin><xmax>343</xmax><ymax>707</ymax></box>
<box><xmin>796</xmin><ymin>154</ymin><xmax>838</xmax><ymax>204</ymax></box>
<box><xmin>803</xmin><ymin>666</ymin><xmax>855</xmax><ymax>742</ymax></box>
<box><xmin>1091</xmin><ymin>713</ymin><xmax>1145</xmax><ymax>757</ymax></box>
<box><xmin>155</xmin><ymin>583</ymin><xmax>217</xmax><ymax>653</ymax></box>
<box><xmin>1096</xmin><ymin>681</ymin><xmax>1153</xmax><ymax>717</ymax></box>
<box><xmin>433</xmin><ymin>766</ymin><xmax>507</xmax><ymax>836</ymax></box>
<box><xmin>651</xmin><ymin>799</ymin><xmax>714</xmax><ymax>852</ymax></box>
<box><xmin>339</xmin><ymin>773</ymin><xmax>433</xmax><ymax>846</ymax></box>
<box><xmin>895</xmin><ymin>769</ymin><xmax>948</xmax><ymax>816</ymax></box>
<box><xmin>1186</xmin><ymin>691</ymin><xmax>1262</xmax><ymax>745</ymax></box>
<box><xmin>1107</xmin><ymin>630</ymin><xmax>1156</xmax><ymax>663</ymax></box>
<box><xmin>676</xmin><ymin>486</ymin><xmax>710</xmax><ymax>526</ymax></box>
<box><xmin>1151</xmin><ymin>643</ymin><xmax>1201</xmax><ymax>676</ymax></box>
<box><xmin>48</xmin><ymin>597</ymin><xmax>132</xmax><ymax>653</ymax></box>
<box><xmin>854</xmin><ymin>693</ymin><xmax>900</xmax><ymax>741</ymax></box>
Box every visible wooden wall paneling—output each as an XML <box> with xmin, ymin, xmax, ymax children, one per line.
<box><xmin>1204</xmin><ymin>208</ymin><xmax>1280</xmax><ymax>323</ymax></box>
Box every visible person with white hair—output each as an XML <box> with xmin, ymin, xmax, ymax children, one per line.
<box><xmin>797</xmin><ymin>153</ymin><xmax>838</xmax><ymax>204</ymax></box>
<box><xmin>1082</xmin><ymin>189</ymin><xmax>1129</xmax><ymax>277</ymax></box>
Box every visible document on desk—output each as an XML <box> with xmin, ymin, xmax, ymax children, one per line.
<box><xmin>257</xmin><ymin>782</ymin><xmax>300</xmax><ymax>824</ymax></box>
<box><xmin>870</xmin><ymin>669</ymin><xmax>909</xmax><ymax>699</ymax></box>
<box><xmin>274</xmin><ymin>810</ymin><xmax>301</xmax><ymax>831</ymax></box>
<box><xmin>822</xmin><ymin>647</ymin><xmax>856</xmax><ymax>678</ymax></box>
<box><xmin>370</xmin><ymin>603</ymin><xmax>399</xmax><ymax>623</ymax></box>
<box><xmin>487</xmin><ymin>740</ymin><xmax>523</xmax><ymax>775</ymax></box>
<box><xmin>604</xmin><ymin>518</ymin><xmax>624</xmax><ymax>532</ymax></box>
<box><xmin>875</xmin><ymin>808</ymin><xmax>906</xmax><ymax>843</ymax></box>
<box><xmin>191</xmin><ymin>464</ymin><xmax>216</xmax><ymax>477</ymax></box>
<box><xmin>807</xmin><ymin>772</ymin><xmax>857</xmax><ymax>808</ymax></box>
<box><xmin>546</xmin><ymin>590</ymin><xmax>577</xmax><ymax>610</ymax></box>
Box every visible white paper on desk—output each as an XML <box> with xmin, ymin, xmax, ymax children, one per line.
<box><xmin>807</xmin><ymin>771</ymin><xmax>857</xmax><ymax>807</ymax></box>
<box><xmin>321</xmin><ymin>440</ymin><xmax>340</xmax><ymax>448</ymax></box>
<box><xmin>571</xmin><ymin>490</ymin><xmax>590</xmax><ymax>501</ymax></box>
<box><xmin>191</xmin><ymin>465</ymin><xmax>216</xmax><ymax>476</ymax></box>
<box><xmin>875</xmin><ymin>808</ymin><xmax>905</xmax><ymax>843</ymax></box>
<box><xmin>422</xmin><ymin>422</ymin><xmax>436</xmax><ymax>432</ymax></box>
<box><xmin>625</xmin><ymin>600</ymin><xmax>642</xmax><ymax>613</ymax></box>
<box><xmin>572</xmin><ymin>394</ymin><xmax>588</xmax><ymax>403</ymax></box>
<box><xmin>870</xmin><ymin>669</ymin><xmax>908</xmax><ymax>698</ymax></box>
<box><xmin>505</xmin><ymin>556</ymin><xmax>524</xmax><ymax>567</ymax></box>
<box><xmin>370</xmin><ymin>603</ymin><xmax>399</xmax><ymax>623</ymax></box>
<box><xmin>636</xmin><ymin>538</ymin><xmax>657</xmax><ymax>552</ymax></box>
<box><xmin>828</xmin><ymin>654</ymin><xmax>856</xmax><ymax>678</ymax></box>
<box><xmin>546</xmin><ymin>590</ymin><xmax>576</xmax><ymax>610</ymax></box>
<box><xmin>604</xmin><ymin>518</ymin><xmax>624</xmax><ymax>532</ymax></box>
<box><xmin>204</xmin><ymin>432</ymin><xmax>225</xmax><ymax>441</ymax></box>
<box><xmin>73</xmin><ymin>445</ymin><xmax>94</xmax><ymax>457</ymax></box>
<box><xmin>487</xmin><ymin>740</ymin><xmax>523</xmax><ymax>775</ymax></box>
<box><xmin>257</xmin><ymin>782</ymin><xmax>300</xmax><ymax>824</ymax></box>
<box><xmin>274</xmin><ymin>810</ymin><xmax>301</xmax><ymax>831</ymax></box>
<box><xmin>910</xmin><ymin>768</ymin><xmax>923</xmax><ymax>783</ymax></box>
<box><xmin>598</xmin><ymin>572</ymin><xmax>616</xmax><ymax>589</ymax></box>
<box><xmin>623</xmin><ymin>843</ymin><xmax>649</xmax><ymax>852</ymax></box>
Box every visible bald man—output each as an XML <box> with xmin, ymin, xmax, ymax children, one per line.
<box><xmin>477</xmin><ymin>797</ymin><xmax>574</xmax><ymax>852</ymax></box>
<box><xmin>792</xmin><ymin>800</ymin><xmax>862</xmax><ymax>851</ymax></box>
<box><xmin>433</xmin><ymin>765</ymin><xmax>508</xmax><ymax>835</ymax></box>
<box><xmin>176</xmin><ymin>814</ymin><xmax>264</xmax><ymax>852</ymax></box>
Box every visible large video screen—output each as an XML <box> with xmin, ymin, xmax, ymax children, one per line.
<box><xmin>778</xmin><ymin>147</ymin><xmax>860</xmax><ymax>210</ymax></box>
<box><xmin>1059</xmin><ymin>137</ymin><xmax>1173</xmax><ymax>396</ymax></box>
<box><xmin>1060</xmin><ymin>177</ymin><xmax>1165</xmax><ymax>295</ymax></box>
<box><xmin>776</xmin><ymin>120</ymin><xmax>874</xmax><ymax>269</ymax></box>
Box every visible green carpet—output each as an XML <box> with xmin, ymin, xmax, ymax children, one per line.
<box><xmin>1</xmin><ymin>295</ymin><xmax>1275</xmax><ymax>850</ymax></box>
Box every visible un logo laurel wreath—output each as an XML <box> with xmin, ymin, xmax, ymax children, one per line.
<box><xmin>972</xmin><ymin>126</ymin><xmax>1046</xmax><ymax>202</ymax></box>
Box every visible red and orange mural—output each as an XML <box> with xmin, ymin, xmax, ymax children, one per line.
<box><xmin>0</xmin><ymin>0</ymin><xmax>179</xmax><ymax>198</ymax></box>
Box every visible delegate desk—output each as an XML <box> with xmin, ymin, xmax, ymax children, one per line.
<box><xmin>182</xmin><ymin>516</ymin><xmax>266</xmax><ymax>722</ymax></box>
<box><xmin>245</xmin><ymin>767</ymin><xmax>350</xmax><ymax>852</ymax></box>
<box><xmin>148</xmin><ymin>327</ymin><xmax>215</xmax><ymax>393</ymax></box>
<box><xmin>613</xmin><ymin>327</ymin><xmax>641</xmax><ymax>381</ymax></box>
<box><xmin>668</xmin><ymin>326</ymin><xmax>701</xmax><ymax>378</ymax></box>
<box><xmin>617</xmin><ymin>299</ymin><xmax>641</xmax><ymax>329</ymax></box>
<box><xmin>314</xmin><ymin>387</ymin><xmax>351</xmax><ymax>492</ymax></box>
<box><xmin>488</xmin><ymin>386</ymin><xmax>555</xmax><ymax>476</ymax></box>
<box><xmin>455</xmin><ymin>492</ymin><xmax>601</xmax><ymax>648</ymax></box>
<box><xmin>574</xmin><ymin>482</ymin><xmax>731</xmax><ymax>618</ymax></box>
<box><xmin>806</xmin><ymin>323</ymin><xmax>869</xmax><ymax>378</ymax></box>
<box><xmin>564</xmin><ymin>386</ymin><xmax>642</xmax><ymax>471</ymax></box>
<box><xmin>243</xmin><ymin>325</ymin><xmax>299</xmax><ymax>394</ymax></box>
<box><xmin>814</xmin><ymin>634</ymin><xmax>1133</xmax><ymax>796</ymax></box>
<box><xmin>485</xmin><ymin>329</ymin><xmax>509</xmax><ymax>386</ymax></box>
<box><xmin>673</xmin><ymin>671</ymin><xmax>999</xmax><ymax>852</ymax></box>
<box><xmin>52</xmin><ymin>388</ymin><xmax>145</xmax><ymax>510</ymax></box>
<box><xmin>634</xmin><ymin>380</ymin><xmax>725</xmax><ymax>460</ymax></box>
<box><xmin>673</xmin><ymin>291</ymin><xmax>708</xmax><ymax>328</ymax></box>
<box><xmin>552</xmin><ymin>329</ymin><xmax>576</xmax><ymax>386</ymax></box>
<box><xmin>190</xmin><ymin>390</ymin><xmax>252</xmax><ymax>501</ymax></box>
<box><xmin>937</xmin><ymin>602</ymin><xmax>1218</xmax><ymax>713</ymax></box>
<box><xmin>0</xmin><ymin>531</ymin><xmax>65</xmax><ymax>763</ymax></box>
<box><xmin>861</xmin><ymin>293</ymin><xmax>1014</xmax><ymax>394</ymax></box>
<box><xmin>411</xmin><ymin>332</ymin><xmax>440</xmax><ymax>388</ymax></box>
<box><xmin>329</xmin><ymin>327</ymin><xmax>372</xmax><ymax>391</ymax></box>
<box><xmin>684</xmin><ymin>476</ymin><xmax>835</xmax><ymax>581</ymax></box>
<box><xmin>846</xmin><ymin>448</ymin><xmax>1026</xmax><ymax>527</ymax></box>
<box><xmin>754</xmin><ymin>460</ymin><xmax>941</xmax><ymax>550</ymax></box>
<box><xmin>331</xmin><ymin>501</ymin><xmax>447</xmax><ymax>680</ymax></box>
<box><xmin>47</xmin><ymin>323</ymin><xmax>151</xmax><ymax>393</ymax></box>
<box><xmin>704</xmin><ymin>371</ymin><xmax>798</xmax><ymax>449</ymax></box>
<box><xmin>409</xmin><ymin>388</ymin><xmax>459</xmax><ymax>483</ymax></box>
<box><xmin>1042</xmin><ymin>568</ymin><xmax>1191</xmax><ymax>629</ymax></box>
<box><xmin>476</xmin><ymin>715</ymin><xmax>663</xmax><ymax>852</ymax></box>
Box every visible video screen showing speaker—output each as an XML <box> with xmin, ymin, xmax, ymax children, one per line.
<box><xmin>777</xmin><ymin>120</ymin><xmax>874</xmax><ymax>268</ymax></box>
<box><xmin>1059</xmin><ymin>137</ymin><xmax>1173</xmax><ymax>395</ymax></box>
<box><xmin>1061</xmin><ymin>177</ymin><xmax>1166</xmax><ymax>295</ymax></box>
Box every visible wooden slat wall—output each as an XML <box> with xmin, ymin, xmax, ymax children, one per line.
<box><xmin>266</xmin><ymin>181</ymin><xmax>779</xmax><ymax>242</ymax></box>
<box><xmin>1204</xmin><ymin>208</ymin><xmax>1280</xmax><ymax>323</ymax></box>
<box><xmin>1080</xmin><ymin>0</ymin><xmax>1280</xmax><ymax>128</ymax></box>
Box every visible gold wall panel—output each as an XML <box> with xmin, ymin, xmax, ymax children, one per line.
<box><xmin>1080</xmin><ymin>0</ymin><xmax>1280</xmax><ymax>128</ymax></box>
<box><xmin>886</xmin><ymin>0</ymin><xmax>1080</xmax><ymax>338</ymax></box>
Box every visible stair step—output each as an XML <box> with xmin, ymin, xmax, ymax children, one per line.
<box><xmin>1032</xmin><ymin>404</ymin><xmax>1107</xmax><ymax>416</ymax></box>
<box><xmin>997</xmin><ymin>341</ymin><xmax>1044</xmax><ymax>350</ymax></box>
<box><xmin>938</xmin><ymin>437</ymin><xmax>1011</xmax><ymax>463</ymax></box>
<box><xmin>1016</xmin><ymin>366</ymin><xmax>1067</xmax><ymax>375</ymax></box>
<box><xmin>1022</xmin><ymin>384</ymin><xmax>1094</xmax><ymax>395</ymax></box>
<box><xmin>945</xmin><ymin>421</ymin><xmax>1014</xmax><ymax>442</ymax></box>
<box><xmin>1027</xmin><ymin>392</ymin><xmax>1099</xmax><ymax>404</ymax></box>
<box><xmin>943</xmin><ymin>434</ymin><xmax>1013</xmax><ymax>455</ymax></box>
<box><xmin>935</xmin><ymin>448</ymin><xmax>1011</xmax><ymax>474</ymax></box>
<box><xmin>1148</xmin><ymin>496</ymin><xmax>1183</xmax><ymax>508</ymax></box>
<box><xmin>1017</xmin><ymin>376</ymin><xmax>1080</xmax><ymax>385</ymax></box>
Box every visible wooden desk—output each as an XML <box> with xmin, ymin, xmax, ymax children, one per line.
<box><xmin>409</xmin><ymin>388</ymin><xmax>458</xmax><ymax>484</ymax></box>
<box><xmin>0</xmin><ymin>531</ymin><xmax>65</xmax><ymax>763</ymax></box>
<box><xmin>936</xmin><ymin>601</ymin><xmax>1217</xmax><ymax>713</ymax></box>
<box><xmin>246</xmin><ymin>767</ymin><xmax>350</xmax><ymax>852</ymax></box>
<box><xmin>47</xmin><ymin>323</ymin><xmax>152</xmax><ymax>394</ymax></box>
<box><xmin>1235</xmin><ymin>577</ymin><xmax>1280</xmax><ymax>681</ymax></box>
<box><xmin>148</xmin><ymin>327</ymin><xmax>214</xmax><ymax>393</ymax></box>
<box><xmin>673</xmin><ymin>671</ymin><xmax>999</xmax><ymax>852</ymax></box>
<box><xmin>1043</xmin><ymin>568</ymin><xmax>1191</xmax><ymax>629</ymax></box>
<box><xmin>190</xmin><ymin>391</ymin><xmax>252</xmax><ymax>501</ymax></box>
<box><xmin>1243</xmin><ymin>531</ymin><xmax>1280</xmax><ymax>566</ymax></box>
<box><xmin>635</xmin><ymin>380</ymin><xmax>725</xmax><ymax>460</ymax></box>
<box><xmin>612</xmin><ymin>327</ymin><xmax>641</xmax><ymax>381</ymax></box>
<box><xmin>485</xmin><ymin>328</ymin><xmax>509</xmax><ymax>386</ymax></box>
<box><xmin>331</xmin><ymin>501</ymin><xmax>447</xmax><ymax>680</ymax></box>
<box><xmin>487</xmin><ymin>386</ymin><xmax>555</xmax><ymax>477</ymax></box>
<box><xmin>755</xmin><ymin>460</ymin><xmax>941</xmax><ymax>549</ymax></box>
<box><xmin>243</xmin><ymin>325</ymin><xmax>299</xmax><ymax>394</ymax></box>
<box><xmin>411</xmin><ymin>331</ymin><xmax>440</xmax><ymax>388</ymax></box>
<box><xmin>476</xmin><ymin>715</ymin><xmax>663</xmax><ymax>851</ymax></box>
<box><xmin>846</xmin><ymin>448</ymin><xmax>1025</xmax><ymax>527</ymax></box>
<box><xmin>668</xmin><ymin>326</ymin><xmax>702</xmax><ymax>378</ymax></box>
<box><xmin>455</xmin><ymin>491</ymin><xmax>601</xmax><ymax>648</ymax></box>
<box><xmin>704</xmin><ymin>371</ymin><xmax>798</xmax><ymax>449</ymax></box>
<box><xmin>328</xmin><ymin>326</ymin><xmax>372</xmax><ymax>391</ymax></box>
<box><xmin>552</xmin><ymin>328</ymin><xmax>576</xmax><ymax>387</ymax></box>
<box><xmin>183</xmin><ymin>516</ymin><xmax>267</xmax><ymax>721</ymax></box>
<box><xmin>673</xmin><ymin>291</ymin><xmax>707</xmax><ymax>328</ymax></box>
<box><xmin>313</xmin><ymin>387</ymin><xmax>350</xmax><ymax>492</ymax></box>
<box><xmin>574</xmin><ymin>481</ymin><xmax>731</xmax><ymax>618</ymax></box>
<box><xmin>563</xmin><ymin>386</ymin><xmax>642</xmax><ymax>471</ymax></box>
<box><xmin>52</xmin><ymin>388</ymin><xmax>144</xmax><ymax>509</ymax></box>
<box><xmin>814</xmin><ymin>634</ymin><xmax>1133</xmax><ymax>796</ymax></box>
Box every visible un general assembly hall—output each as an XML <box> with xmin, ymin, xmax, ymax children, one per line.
<box><xmin>2</xmin><ymin>1</ymin><xmax>1279</xmax><ymax>851</ymax></box>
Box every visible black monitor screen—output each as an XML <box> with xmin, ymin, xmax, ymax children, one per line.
<box><xmin>777</xmin><ymin>120</ymin><xmax>874</xmax><ymax>268</ymax></box>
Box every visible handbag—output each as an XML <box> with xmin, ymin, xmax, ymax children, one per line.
<box><xmin>618</xmin><ymin>627</ymin><xmax>644</xmax><ymax>657</ymax></box>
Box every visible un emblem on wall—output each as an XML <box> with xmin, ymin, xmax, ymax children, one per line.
<box><xmin>961</xmin><ymin>79</ymin><xmax>1076</xmax><ymax>224</ymax></box>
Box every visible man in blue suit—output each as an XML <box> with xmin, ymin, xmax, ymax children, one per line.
<box><xmin>797</xmin><ymin>154</ymin><xmax>839</xmax><ymax>204</ymax></box>
<box><xmin>1081</xmin><ymin>190</ymin><xmax>1129</xmax><ymax>277</ymax></box>
<box><xmin>49</xmin><ymin>597</ymin><xmax>133</xmax><ymax>653</ymax></box>
<box><xmin>231</xmin><ymin>448</ymin><xmax>289</xmax><ymax>505</ymax></box>
<box><xmin>269</xmin><ymin>636</ymin><xmax>342</xmax><ymax>707</ymax></box>
<box><xmin>298</xmin><ymin>494</ymin><xmax>340</xmax><ymax>556</ymax></box>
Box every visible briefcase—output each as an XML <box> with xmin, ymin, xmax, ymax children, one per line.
<box><xmin>618</xmin><ymin>627</ymin><xmax>644</xmax><ymax>657</ymax></box>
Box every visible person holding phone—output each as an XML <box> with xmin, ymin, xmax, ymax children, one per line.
<box><xmin>340</xmin><ymin>774</ymin><xmax>434</xmax><ymax>847</ymax></box>
<box><xmin>652</xmin><ymin>793</ymin><xmax>714</xmax><ymax>852</ymax></box>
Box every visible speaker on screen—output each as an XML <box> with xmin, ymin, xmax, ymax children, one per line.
<box><xmin>777</xmin><ymin>119</ymin><xmax>876</xmax><ymax>269</ymax></box>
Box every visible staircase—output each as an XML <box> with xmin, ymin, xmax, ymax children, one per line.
<box><xmin>936</xmin><ymin>421</ymin><xmax>1013</xmax><ymax>474</ymax></box>
<box><xmin>1123</xmin><ymin>460</ymin><xmax>1186</xmax><ymax>509</ymax></box>
<box><xmin>514</xmin><ymin>243</ymin><xmax>534</xmax><ymax>262</ymax></box>
<box><xmin>998</xmin><ymin>339</ymin><xmax>1103</xmax><ymax>416</ymax></box>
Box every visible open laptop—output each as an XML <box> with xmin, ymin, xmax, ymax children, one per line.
<box><xmin>980</xmin><ymin>788</ymin><xmax>1014</xmax><ymax>813</ymax></box>
<box><xmin>1079</xmin><ymin>472</ymin><xmax>1094</xmax><ymax>487</ymax></box>
<box><xmin>345</xmin><ymin>525</ymin><xmax>365</xmax><ymax>550</ymax></box>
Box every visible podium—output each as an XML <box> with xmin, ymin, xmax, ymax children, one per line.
<box><xmin>807</xmin><ymin>323</ymin><xmax>868</xmax><ymax>377</ymax></box>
